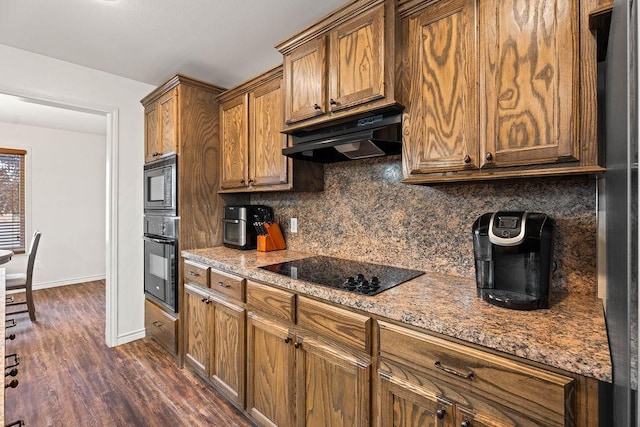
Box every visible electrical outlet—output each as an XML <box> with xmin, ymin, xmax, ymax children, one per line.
<box><xmin>290</xmin><ymin>217</ymin><xmax>298</xmax><ymax>233</ymax></box>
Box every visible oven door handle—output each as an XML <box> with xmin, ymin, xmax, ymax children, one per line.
<box><xmin>143</xmin><ymin>235</ymin><xmax>176</xmax><ymax>245</ymax></box>
<box><xmin>222</xmin><ymin>219</ymin><xmax>241</xmax><ymax>224</ymax></box>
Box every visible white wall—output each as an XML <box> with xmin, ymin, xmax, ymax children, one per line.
<box><xmin>0</xmin><ymin>122</ymin><xmax>106</xmax><ymax>287</ymax></box>
<box><xmin>0</xmin><ymin>44</ymin><xmax>155</xmax><ymax>345</ymax></box>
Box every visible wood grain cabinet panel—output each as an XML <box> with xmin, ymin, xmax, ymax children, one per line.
<box><xmin>277</xmin><ymin>0</ymin><xmax>399</xmax><ymax>132</ymax></box>
<box><xmin>144</xmin><ymin>88</ymin><xmax>178</xmax><ymax>162</ymax></box>
<box><xmin>247</xmin><ymin>311</ymin><xmax>296</xmax><ymax>427</ymax></box>
<box><xmin>402</xmin><ymin>0</ymin><xmax>479</xmax><ymax>177</ymax></box>
<box><xmin>283</xmin><ymin>38</ymin><xmax>327</xmax><ymax>124</ymax></box>
<box><xmin>399</xmin><ymin>0</ymin><xmax>601</xmax><ymax>183</ymax></box>
<box><xmin>184</xmin><ymin>260</ymin><xmax>210</xmax><ymax>288</ymax></box>
<box><xmin>219</xmin><ymin>66</ymin><xmax>324</xmax><ymax>193</ymax></box>
<box><xmin>184</xmin><ymin>283</ymin><xmax>246</xmax><ymax>408</ymax></box>
<box><xmin>296</xmin><ymin>335</ymin><xmax>371</xmax><ymax>427</ymax></box>
<box><xmin>220</xmin><ymin>94</ymin><xmax>249</xmax><ymax>190</ymax></box>
<box><xmin>145</xmin><ymin>298</ymin><xmax>178</xmax><ymax>356</ymax></box>
<box><xmin>246</xmin><ymin>280</ymin><xmax>295</xmax><ymax>322</ymax></box>
<box><xmin>184</xmin><ymin>284</ymin><xmax>211</xmax><ymax>377</ymax></box>
<box><xmin>378</xmin><ymin>321</ymin><xmax>575</xmax><ymax>427</ymax></box>
<box><xmin>480</xmin><ymin>0</ymin><xmax>578</xmax><ymax>169</ymax></box>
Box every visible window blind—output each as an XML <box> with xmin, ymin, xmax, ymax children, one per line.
<box><xmin>0</xmin><ymin>148</ymin><xmax>26</xmax><ymax>253</ymax></box>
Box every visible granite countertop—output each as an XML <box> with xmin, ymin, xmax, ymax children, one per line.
<box><xmin>183</xmin><ymin>246</ymin><xmax>612</xmax><ymax>383</ymax></box>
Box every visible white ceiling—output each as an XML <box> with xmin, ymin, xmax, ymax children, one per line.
<box><xmin>0</xmin><ymin>0</ymin><xmax>349</xmax><ymax>135</ymax></box>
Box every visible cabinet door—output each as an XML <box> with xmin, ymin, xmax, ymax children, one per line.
<box><xmin>220</xmin><ymin>94</ymin><xmax>249</xmax><ymax>189</ymax></box>
<box><xmin>249</xmin><ymin>77</ymin><xmax>289</xmax><ymax>188</ymax></box>
<box><xmin>144</xmin><ymin>103</ymin><xmax>160</xmax><ymax>162</ymax></box>
<box><xmin>283</xmin><ymin>37</ymin><xmax>327</xmax><ymax>124</ymax></box>
<box><xmin>480</xmin><ymin>0</ymin><xmax>578</xmax><ymax>168</ymax></box>
<box><xmin>158</xmin><ymin>88</ymin><xmax>179</xmax><ymax>157</ymax></box>
<box><xmin>210</xmin><ymin>297</ymin><xmax>246</xmax><ymax>407</ymax></box>
<box><xmin>402</xmin><ymin>0</ymin><xmax>479</xmax><ymax>176</ymax></box>
<box><xmin>184</xmin><ymin>285</ymin><xmax>211</xmax><ymax>378</ymax></box>
<box><xmin>328</xmin><ymin>3</ymin><xmax>385</xmax><ymax>112</ymax></box>
<box><xmin>247</xmin><ymin>312</ymin><xmax>296</xmax><ymax>427</ymax></box>
<box><xmin>378</xmin><ymin>372</ymin><xmax>453</xmax><ymax>427</ymax></box>
<box><xmin>296</xmin><ymin>336</ymin><xmax>371</xmax><ymax>427</ymax></box>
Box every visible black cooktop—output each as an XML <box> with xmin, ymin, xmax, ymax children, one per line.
<box><xmin>259</xmin><ymin>256</ymin><xmax>424</xmax><ymax>296</ymax></box>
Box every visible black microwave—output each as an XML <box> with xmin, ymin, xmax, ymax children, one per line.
<box><xmin>143</xmin><ymin>154</ymin><xmax>177</xmax><ymax>214</ymax></box>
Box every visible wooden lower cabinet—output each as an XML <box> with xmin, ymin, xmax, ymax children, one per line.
<box><xmin>184</xmin><ymin>283</ymin><xmax>246</xmax><ymax>407</ymax></box>
<box><xmin>246</xmin><ymin>311</ymin><xmax>296</xmax><ymax>427</ymax></box>
<box><xmin>297</xmin><ymin>334</ymin><xmax>371</xmax><ymax>427</ymax></box>
<box><xmin>145</xmin><ymin>298</ymin><xmax>178</xmax><ymax>356</ymax></box>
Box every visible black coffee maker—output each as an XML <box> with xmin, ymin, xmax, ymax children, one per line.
<box><xmin>472</xmin><ymin>211</ymin><xmax>555</xmax><ymax>310</ymax></box>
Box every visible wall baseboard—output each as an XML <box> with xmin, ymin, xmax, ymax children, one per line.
<box><xmin>31</xmin><ymin>274</ymin><xmax>107</xmax><ymax>291</ymax></box>
<box><xmin>117</xmin><ymin>328</ymin><xmax>146</xmax><ymax>346</ymax></box>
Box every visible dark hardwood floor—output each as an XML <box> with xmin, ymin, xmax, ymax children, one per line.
<box><xmin>4</xmin><ymin>281</ymin><xmax>254</xmax><ymax>427</ymax></box>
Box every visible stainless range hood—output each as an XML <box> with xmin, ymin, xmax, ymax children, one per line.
<box><xmin>282</xmin><ymin>111</ymin><xmax>402</xmax><ymax>163</ymax></box>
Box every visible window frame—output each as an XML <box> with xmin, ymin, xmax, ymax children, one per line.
<box><xmin>0</xmin><ymin>148</ymin><xmax>27</xmax><ymax>254</ymax></box>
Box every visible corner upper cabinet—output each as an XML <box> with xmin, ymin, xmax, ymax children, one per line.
<box><xmin>277</xmin><ymin>0</ymin><xmax>398</xmax><ymax>132</ymax></box>
<box><xmin>219</xmin><ymin>67</ymin><xmax>324</xmax><ymax>193</ymax></box>
<box><xmin>400</xmin><ymin>0</ymin><xmax>603</xmax><ymax>183</ymax></box>
<box><xmin>144</xmin><ymin>88</ymin><xmax>178</xmax><ymax>162</ymax></box>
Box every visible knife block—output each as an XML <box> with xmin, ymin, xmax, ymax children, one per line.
<box><xmin>257</xmin><ymin>223</ymin><xmax>287</xmax><ymax>252</ymax></box>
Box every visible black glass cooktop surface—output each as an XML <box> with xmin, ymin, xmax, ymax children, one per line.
<box><xmin>259</xmin><ymin>256</ymin><xmax>424</xmax><ymax>296</ymax></box>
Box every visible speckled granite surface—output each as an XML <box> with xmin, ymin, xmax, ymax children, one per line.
<box><xmin>183</xmin><ymin>246</ymin><xmax>612</xmax><ymax>383</ymax></box>
<box><xmin>251</xmin><ymin>156</ymin><xmax>598</xmax><ymax>295</ymax></box>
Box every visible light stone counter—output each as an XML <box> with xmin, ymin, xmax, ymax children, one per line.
<box><xmin>183</xmin><ymin>246</ymin><xmax>612</xmax><ymax>383</ymax></box>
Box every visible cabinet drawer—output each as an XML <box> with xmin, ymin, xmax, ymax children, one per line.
<box><xmin>378</xmin><ymin>321</ymin><xmax>574</xmax><ymax>426</ymax></box>
<box><xmin>184</xmin><ymin>260</ymin><xmax>209</xmax><ymax>287</ymax></box>
<box><xmin>246</xmin><ymin>280</ymin><xmax>295</xmax><ymax>322</ymax></box>
<box><xmin>145</xmin><ymin>298</ymin><xmax>178</xmax><ymax>355</ymax></box>
<box><xmin>297</xmin><ymin>295</ymin><xmax>371</xmax><ymax>353</ymax></box>
<box><xmin>209</xmin><ymin>268</ymin><xmax>245</xmax><ymax>301</ymax></box>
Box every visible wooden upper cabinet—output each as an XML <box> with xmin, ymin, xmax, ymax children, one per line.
<box><xmin>480</xmin><ymin>0</ymin><xmax>578</xmax><ymax>169</ymax></box>
<box><xmin>144</xmin><ymin>88</ymin><xmax>178</xmax><ymax>162</ymax></box>
<box><xmin>283</xmin><ymin>37</ymin><xmax>327</xmax><ymax>124</ymax></box>
<box><xmin>218</xmin><ymin>66</ymin><xmax>324</xmax><ymax>193</ymax></box>
<box><xmin>249</xmin><ymin>77</ymin><xmax>289</xmax><ymax>188</ymax></box>
<box><xmin>329</xmin><ymin>4</ymin><xmax>385</xmax><ymax>112</ymax></box>
<box><xmin>402</xmin><ymin>0</ymin><xmax>479</xmax><ymax>177</ymax></box>
<box><xmin>277</xmin><ymin>0</ymin><xmax>398</xmax><ymax>132</ymax></box>
<box><xmin>220</xmin><ymin>93</ymin><xmax>249</xmax><ymax>190</ymax></box>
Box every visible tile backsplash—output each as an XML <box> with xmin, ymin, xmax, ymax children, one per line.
<box><xmin>251</xmin><ymin>155</ymin><xmax>597</xmax><ymax>295</ymax></box>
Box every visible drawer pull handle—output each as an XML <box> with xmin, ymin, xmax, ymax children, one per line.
<box><xmin>284</xmin><ymin>337</ymin><xmax>292</xmax><ymax>344</ymax></box>
<box><xmin>217</xmin><ymin>281</ymin><xmax>231</xmax><ymax>289</ymax></box>
<box><xmin>461</xmin><ymin>421</ymin><xmax>471</xmax><ymax>427</ymax></box>
<box><xmin>434</xmin><ymin>360</ymin><xmax>474</xmax><ymax>380</ymax></box>
<box><xmin>152</xmin><ymin>321</ymin><xmax>163</xmax><ymax>327</ymax></box>
<box><xmin>188</xmin><ymin>271</ymin><xmax>200</xmax><ymax>277</ymax></box>
<box><xmin>294</xmin><ymin>341</ymin><xmax>301</xmax><ymax>349</ymax></box>
<box><xmin>5</xmin><ymin>368</ymin><xmax>18</xmax><ymax>378</ymax></box>
<box><xmin>436</xmin><ymin>409</ymin><xmax>445</xmax><ymax>420</ymax></box>
<box><xmin>5</xmin><ymin>379</ymin><xmax>18</xmax><ymax>389</ymax></box>
<box><xmin>6</xmin><ymin>333</ymin><xmax>15</xmax><ymax>341</ymax></box>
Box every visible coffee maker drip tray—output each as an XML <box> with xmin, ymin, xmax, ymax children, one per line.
<box><xmin>482</xmin><ymin>290</ymin><xmax>543</xmax><ymax>311</ymax></box>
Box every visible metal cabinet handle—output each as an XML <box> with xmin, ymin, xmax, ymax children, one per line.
<box><xmin>284</xmin><ymin>337</ymin><xmax>292</xmax><ymax>344</ymax></box>
<box><xmin>248</xmin><ymin>178</ymin><xmax>254</xmax><ymax>184</ymax></box>
<box><xmin>5</xmin><ymin>333</ymin><xmax>15</xmax><ymax>341</ymax></box>
<box><xmin>188</xmin><ymin>271</ymin><xmax>200</xmax><ymax>277</ymax></box>
<box><xmin>294</xmin><ymin>341</ymin><xmax>301</xmax><ymax>349</ymax></box>
<box><xmin>313</xmin><ymin>103</ymin><xmax>322</xmax><ymax>111</ymax></box>
<box><xmin>240</xmin><ymin>179</ymin><xmax>246</xmax><ymax>184</ymax></box>
<box><xmin>5</xmin><ymin>368</ymin><xmax>18</xmax><ymax>378</ymax></box>
<box><xmin>434</xmin><ymin>360</ymin><xmax>474</xmax><ymax>380</ymax></box>
<box><xmin>461</xmin><ymin>421</ymin><xmax>471</xmax><ymax>427</ymax></box>
<box><xmin>5</xmin><ymin>379</ymin><xmax>18</xmax><ymax>389</ymax></box>
<box><xmin>329</xmin><ymin>98</ymin><xmax>337</xmax><ymax>106</ymax></box>
<box><xmin>217</xmin><ymin>281</ymin><xmax>231</xmax><ymax>289</ymax></box>
<box><xmin>485</xmin><ymin>152</ymin><xmax>493</xmax><ymax>161</ymax></box>
<box><xmin>464</xmin><ymin>155</ymin><xmax>471</xmax><ymax>164</ymax></box>
<box><xmin>152</xmin><ymin>321</ymin><xmax>163</xmax><ymax>327</ymax></box>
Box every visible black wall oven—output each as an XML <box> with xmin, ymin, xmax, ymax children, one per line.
<box><xmin>143</xmin><ymin>214</ymin><xmax>178</xmax><ymax>312</ymax></box>
<box><xmin>144</xmin><ymin>154</ymin><xmax>177</xmax><ymax>214</ymax></box>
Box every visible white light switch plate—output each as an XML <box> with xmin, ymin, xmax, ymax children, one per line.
<box><xmin>291</xmin><ymin>217</ymin><xmax>298</xmax><ymax>233</ymax></box>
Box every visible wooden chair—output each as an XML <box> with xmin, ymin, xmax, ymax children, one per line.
<box><xmin>6</xmin><ymin>231</ymin><xmax>42</xmax><ymax>321</ymax></box>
